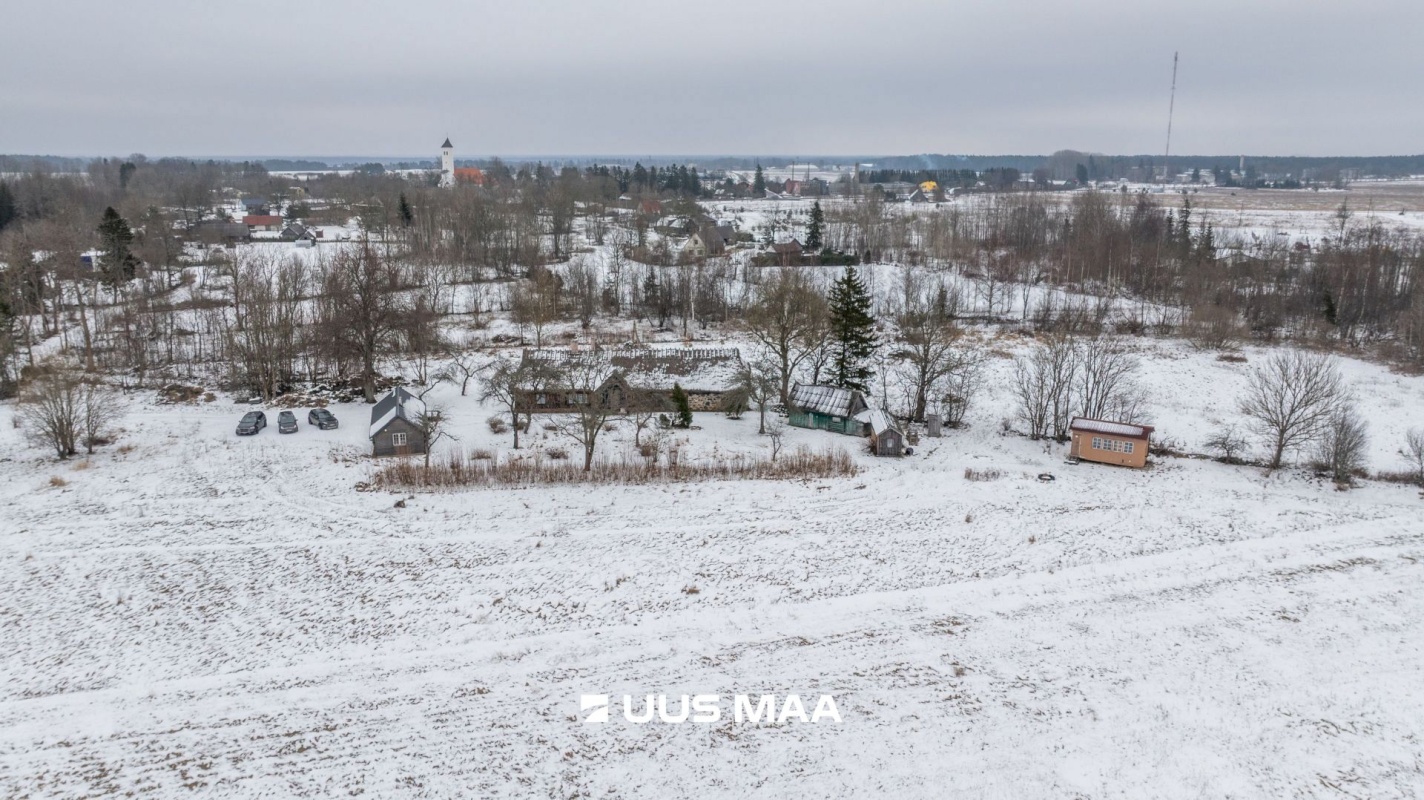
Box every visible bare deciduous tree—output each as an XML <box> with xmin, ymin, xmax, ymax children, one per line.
<box><xmin>937</xmin><ymin>356</ymin><xmax>984</xmax><ymax>429</ymax></box>
<box><xmin>1203</xmin><ymin>424</ymin><xmax>1250</xmax><ymax>464</ymax></box>
<box><xmin>564</xmin><ymin>257</ymin><xmax>599</xmax><ymax>329</ymax></box>
<box><xmin>444</xmin><ymin>346</ymin><xmax>482</xmax><ymax>396</ymax></box>
<box><xmin>891</xmin><ymin>281</ymin><xmax>978</xmax><ymax>423</ymax></box>
<box><xmin>318</xmin><ymin>243</ymin><xmax>407</xmax><ymax>403</ymax></box>
<box><xmin>1238</xmin><ymin>351</ymin><xmax>1345</xmax><ymax>469</ymax></box>
<box><xmin>1075</xmin><ymin>336</ymin><xmax>1145</xmax><ymax>423</ymax></box>
<box><xmin>731</xmin><ymin>356</ymin><xmax>780</xmax><ymax>434</ymax></box>
<box><xmin>744</xmin><ymin>269</ymin><xmax>827</xmax><ymax>404</ymax></box>
<box><xmin>19</xmin><ymin>367</ymin><xmax>120</xmax><ymax>459</ymax></box>
<box><xmin>411</xmin><ymin>396</ymin><xmax>454</xmax><ymax>469</ymax></box>
<box><xmin>510</xmin><ymin>265</ymin><xmax>562</xmax><ymax>346</ymax></box>
<box><xmin>554</xmin><ymin>359</ymin><xmax>616</xmax><ymax>471</ymax></box>
<box><xmin>1013</xmin><ymin>334</ymin><xmax>1078</xmax><ymax>440</ymax></box>
<box><xmin>766</xmin><ymin>418</ymin><xmax>787</xmax><ymax>462</ymax></box>
<box><xmin>1313</xmin><ymin>404</ymin><xmax>1368</xmax><ymax>484</ymax></box>
<box><xmin>480</xmin><ymin>355</ymin><xmax>558</xmax><ymax>449</ymax></box>
<box><xmin>19</xmin><ymin>368</ymin><xmax>83</xmax><ymax>459</ymax></box>
<box><xmin>80</xmin><ymin>380</ymin><xmax>123</xmax><ymax>454</ymax></box>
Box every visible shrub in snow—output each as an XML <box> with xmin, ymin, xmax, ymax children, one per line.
<box><xmin>1404</xmin><ymin>429</ymin><xmax>1424</xmax><ymax>487</ymax></box>
<box><xmin>1312</xmin><ymin>405</ymin><xmax>1369</xmax><ymax>485</ymax></box>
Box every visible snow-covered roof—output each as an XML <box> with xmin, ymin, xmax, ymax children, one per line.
<box><xmin>866</xmin><ymin>407</ymin><xmax>893</xmax><ymax>436</ymax></box>
<box><xmin>369</xmin><ymin>387</ymin><xmax>425</xmax><ymax>438</ymax></box>
<box><xmin>1069</xmin><ymin>417</ymin><xmax>1154</xmax><ymax>439</ymax></box>
<box><xmin>790</xmin><ymin>383</ymin><xmax>864</xmax><ymax>417</ymax></box>
<box><xmin>854</xmin><ymin>405</ymin><xmax>898</xmax><ymax>436</ymax></box>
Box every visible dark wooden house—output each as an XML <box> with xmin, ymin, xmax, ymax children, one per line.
<box><xmin>516</xmin><ymin>347</ymin><xmax>743</xmax><ymax>415</ymax></box>
<box><xmin>369</xmin><ymin>387</ymin><xmax>428</xmax><ymax>457</ymax></box>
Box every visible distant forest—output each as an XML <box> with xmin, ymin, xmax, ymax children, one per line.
<box><xmin>6</xmin><ymin>153</ymin><xmax>1424</xmax><ymax>179</ymax></box>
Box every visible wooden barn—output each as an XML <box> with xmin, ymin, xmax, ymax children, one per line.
<box><xmin>787</xmin><ymin>384</ymin><xmax>869</xmax><ymax>435</ymax></box>
<box><xmin>1068</xmin><ymin>417</ymin><xmax>1154</xmax><ymax>468</ymax></box>
<box><xmin>516</xmin><ymin>347</ymin><xmax>744</xmax><ymax>414</ymax></box>
<box><xmin>369</xmin><ymin>387</ymin><xmax>428</xmax><ymax>457</ymax></box>
<box><xmin>861</xmin><ymin>407</ymin><xmax>906</xmax><ymax>457</ymax></box>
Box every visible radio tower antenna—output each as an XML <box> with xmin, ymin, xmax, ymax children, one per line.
<box><xmin>1163</xmin><ymin>51</ymin><xmax>1179</xmax><ymax>185</ymax></box>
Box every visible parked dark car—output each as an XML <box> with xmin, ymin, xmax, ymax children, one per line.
<box><xmin>307</xmin><ymin>408</ymin><xmax>339</xmax><ymax>429</ymax></box>
<box><xmin>236</xmin><ymin>411</ymin><xmax>267</xmax><ymax>436</ymax></box>
<box><xmin>277</xmin><ymin>410</ymin><xmax>298</xmax><ymax>434</ymax></box>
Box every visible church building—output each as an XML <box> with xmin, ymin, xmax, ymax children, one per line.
<box><xmin>439</xmin><ymin>137</ymin><xmax>454</xmax><ymax>187</ymax></box>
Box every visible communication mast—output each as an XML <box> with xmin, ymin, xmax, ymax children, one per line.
<box><xmin>1163</xmin><ymin>51</ymin><xmax>1179</xmax><ymax>185</ymax></box>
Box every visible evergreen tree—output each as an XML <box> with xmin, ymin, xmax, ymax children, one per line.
<box><xmin>119</xmin><ymin>161</ymin><xmax>137</xmax><ymax>190</ymax></box>
<box><xmin>827</xmin><ymin>265</ymin><xmax>878</xmax><ymax>392</ymax></box>
<box><xmin>805</xmin><ymin>200</ymin><xmax>825</xmax><ymax>251</ymax></box>
<box><xmin>753</xmin><ymin>164</ymin><xmax>766</xmax><ymax>196</ymax></box>
<box><xmin>0</xmin><ymin>181</ymin><xmax>15</xmax><ymax>234</ymax></box>
<box><xmin>398</xmin><ymin>192</ymin><xmax>414</xmax><ymax>227</ymax></box>
<box><xmin>671</xmin><ymin>383</ymin><xmax>693</xmax><ymax>428</ymax></box>
<box><xmin>642</xmin><ymin>269</ymin><xmax>660</xmax><ymax>322</ymax></box>
<box><xmin>688</xmin><ymin>167</ymin><xmax>700</xmax><ymax>197</ymax></box>
<box><xmin>96</xmin><ymin>207</ymin><xmax>140</xmax><ymax>288</ymax></box>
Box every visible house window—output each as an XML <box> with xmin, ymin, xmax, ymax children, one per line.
<box><xmin>392</xmin><ymin>432</ymin><xmax>407</xmax><ymax>447</ymax></box>
<box><xmin>574</xmin><ymin>392</ymin><xmax>588</xmax><ymax>405</ymax></box>
<box><xmin>1123</xmin><ymin>441</ymin><xmax>1134</xmax><ymax>454</ymax></box>
<box><xmin>536</xmin><ymin>393</ymin><xmax>547</xmax><ymax>406</ymax></box>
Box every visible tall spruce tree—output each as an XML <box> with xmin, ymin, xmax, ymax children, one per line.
<box><xmin>398</xmin><ymin>192</ymin><xmax>414</xmax><ymax>227</ymax></box>
<box><xmin>96</xmin><ymin>206</ymin><xmax>140</xmax><ymax>288</ymax></box>
<box><xmin>805</xmin><ymin>200</ymin><xmax>824</xmax><ymax>251</ymax></box>
<box><xmin>827</xmin><ymin>265</ymin><xmax>877</xmax><ymax>392</ymax></box>
<box><xmin>0</xmin><ymin>181</ymin><xmax>15</xmax><ymax>233</ymax></box>
<box><xmin>752</xmin><ymin>164</ymin><xmax>766</xmax><ymax>196</ymax></box>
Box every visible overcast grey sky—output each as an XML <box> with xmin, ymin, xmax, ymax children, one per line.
<box><xmin>4</xmin><ymin>0</ymin><xmax>1420</xmax><ymax>158</ymax></box>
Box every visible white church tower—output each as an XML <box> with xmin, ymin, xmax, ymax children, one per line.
<box><xmin>439</xmin><ymin>137</ymin><xmax>454</xmax><ymax>187</ymax></box>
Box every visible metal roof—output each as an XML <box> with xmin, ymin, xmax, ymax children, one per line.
<box><xmin>1069</xmin><ymin>417</ymin><xmax>1154</xmax><ymax>439</ymax></box>
<box><xmin>790</xmin><ymin>383</ymin><xmax>862</xmax><ymax>417</ymax></box>
<box><xmin>369</xmin><ymin>387</ymin><xmax>425</xmax><ymax>438</ymax></box>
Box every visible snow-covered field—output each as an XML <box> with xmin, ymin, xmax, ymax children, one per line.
<box><xmin>2</xmin><ymin>340</ymin><xmax>1423</xmax><ymax>798</ymax></box>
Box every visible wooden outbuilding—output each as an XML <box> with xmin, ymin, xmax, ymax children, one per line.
<box><xmin>788</xmin><ymin>384</ymin><xmax>869</xmax><ymax>435</ymax></box>
<box><xmin>1068</xmin><ymin>417</ymin><xmax>1154</xmax><ymax>468</ymax></box>
<box><xmin>861</xmin><ymin>407</ymin><xmax>905</xmax><ymax>457</ymax></box>
<box><xmin>369</xmin><ymin>387</ymin><xmax>428</xmax><ymax>457</ymax></box>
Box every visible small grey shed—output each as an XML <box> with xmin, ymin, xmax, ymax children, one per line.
<box><xmin>369</xmin><ymin>387</ymin><xmax>428</xmax><ymax>457</ymax></box>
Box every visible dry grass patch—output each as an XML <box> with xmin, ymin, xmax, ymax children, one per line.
<box><xmin>373</xmin><ymin>446</ymin><xmax>858</xmax><ymax>489</ymax></box>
